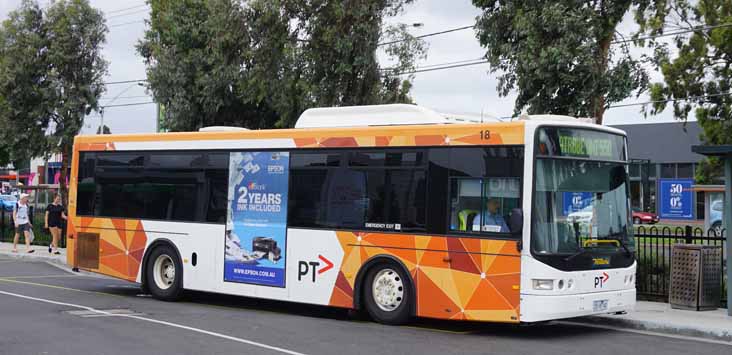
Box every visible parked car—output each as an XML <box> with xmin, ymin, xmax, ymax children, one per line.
<box><xmin>710</xmin><ymin>200</ymin><xmax>723</xmax><ymax>235</ymax></box>
<box><xmin>568</xmin><ymin>205</ymin><xmax>593</xmax><ymax>224</ymax></box>
<box><xmin>632</xmin><ymin>208</ymin><xmax>659</xmax><ymax>225</ymax></box>
<box><xmin>0</xmin><ymin>194</ymin><xmax>17</xmax><ymax>212</ymax></box>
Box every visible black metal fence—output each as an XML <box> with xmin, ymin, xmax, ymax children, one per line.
<box><xmin>635</xmin><ymin>225</ymin><xmax>727</xmax><ymax>307</ymax></box>
<box><xmin>0</xmin><ymin>206</ymin><xmax>67</xmax><ymax>248</ymax></box>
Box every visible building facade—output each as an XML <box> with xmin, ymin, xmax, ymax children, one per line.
<box><xmin>611</xmin><ymin>121</ymin><xmax>714</xmax><ymax>221</ymax></box>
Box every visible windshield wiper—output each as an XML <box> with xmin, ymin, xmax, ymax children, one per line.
<box><xmin>563</xmin><ymin>248</ymin><xmax>591</xmax><ymax>262</ymax></box>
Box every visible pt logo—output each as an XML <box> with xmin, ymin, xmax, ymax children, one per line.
<box><xmin>594</xmin><ymin>272</ymin><xmax>610</xmax><ymax>288</ymax></box>
<box><xmin>298</xmin><ymin>255</ymin><xmax>334</xmax><ymax>282</ymax></box>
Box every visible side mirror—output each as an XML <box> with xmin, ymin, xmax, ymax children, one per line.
<box><xmin>509</xmin><ymin>208</ymin><xmax>523</xmax><ymax>235</ymax></box>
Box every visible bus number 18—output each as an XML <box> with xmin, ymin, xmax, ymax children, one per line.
<box><xmin>480</xmin><ymin>130</ymin><xmax>491</xmax><ymax>140</ymax></box>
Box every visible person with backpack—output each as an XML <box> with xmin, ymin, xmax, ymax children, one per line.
<box><xmin>12</xmin><ymin>193</ymin><xmax>33</xmax><ymax>253</ymax></box>
<box><xmin>45</xmin><ymin>193</ymin><xmax>67</xmax><ymax>255</ymax></box>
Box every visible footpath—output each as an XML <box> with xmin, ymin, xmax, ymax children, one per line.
<box><xmin>1</xmin><ymin>241</ymin><xmax>730</xmax><ymax>342</ymax></box>
<box><xmin>0</xmin><ymin>241</ymin><xmax>67</xmax><ymax>264</ymax></box>
<box><xmin>570</xmin><ymin>301</ymin><xmax>732</xmax><ymax>343</ymax></box>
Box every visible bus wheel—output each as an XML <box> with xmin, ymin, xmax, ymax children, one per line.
<box><xmin>363</xmin><ymin>263</ymin><xmax>411</xmax><ymax>325</ymax></box>
<box><xmin>146</xmin><ymin>245</ymin><xmax>183</xmax><ymax>301</ymax></box>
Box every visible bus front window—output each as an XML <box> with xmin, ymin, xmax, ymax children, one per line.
<box><xmin>531</xmin><ymin>159</ymin><xmax>634</xmax><ymax>256</ymax></box>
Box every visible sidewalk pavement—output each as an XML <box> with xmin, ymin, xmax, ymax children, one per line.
<box><xmin>572</xmin><ymin>301</ymin><xmax>732</xmax><ymax>342</ymax></box>
<box><xmin>1</xmin><ymin>243</ymin><xmax>730</xmax><ymax>342</ymax></box>
<box><xmin>0</xmin><ymin>241</ymin><xmax>66</xmax><ymax>264</ymax></box>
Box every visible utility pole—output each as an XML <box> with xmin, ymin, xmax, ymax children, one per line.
<box><xmin>99</xmin><ymin>81</ymin><xmax>145</xmax><ymax>134</ymax></box>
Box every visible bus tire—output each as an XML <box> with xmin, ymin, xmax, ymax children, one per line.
<box><xmin>363</xmin><ymin>262</ymin><xmax>412</xmax><ymax>325</ymax></box>
<box><xmin>145</xmin><ymin>244</ymin><xmax>183</xmax><ymax>301</ymax></box>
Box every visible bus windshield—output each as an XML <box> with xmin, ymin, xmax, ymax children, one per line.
<box><xmin>532</xmin><ymin>159</ymin><xmax>634</xmax><ymax>255</ymax></box>
<box><xmin>530</xmin><ymin>127</ymin><xmax>634</xmax><ymax>265</ymax></box>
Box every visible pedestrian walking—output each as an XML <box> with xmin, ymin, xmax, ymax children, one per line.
<box><xmin>45</xmin><ymin>193</ymin><xmax>67</xmax><ymax>255</ymax></box>
<box><xmin>12</xmin><ymin>193</ymin><xmax>33</xmax><ymax>253</ymax></box>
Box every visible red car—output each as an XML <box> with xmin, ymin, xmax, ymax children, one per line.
<box><xmin>632</xmin><ymin>208</ymin><xmax>659</xmax><ymax>224</ymax></box>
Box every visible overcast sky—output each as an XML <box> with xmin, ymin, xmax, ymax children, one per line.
<box><xmin>0</xmin><ymin>0</ymin><xmax>682</xmax><ymax>135</ymax></box>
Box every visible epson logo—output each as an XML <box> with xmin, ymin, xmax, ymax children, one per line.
<box><xmin>268</xmin><ymin>165</ymin><xmax>285</xmax><ymax>174</ymax></box>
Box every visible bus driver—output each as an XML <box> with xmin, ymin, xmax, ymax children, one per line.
<box><xmin>473</xmin><ymin>198</ymin><xmax>509</xmax><ymax>233</ymax></box>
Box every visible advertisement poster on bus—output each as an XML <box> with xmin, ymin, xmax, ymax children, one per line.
<box><xmin>224</xmin><ymin>151</ymin><xmax>289</xmax><ymax>287</ymax></box>
<box><xmin>659</xmin><ymin>179</ymin><xmax>693</xmax><ymax>219</ymax></box>
<box><xmin>562</xmin><ymin>192</ymin><xmax>593</xmax><ymax>216</ymax></box>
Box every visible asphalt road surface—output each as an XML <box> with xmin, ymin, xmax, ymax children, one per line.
<box><xmin>0</xmin><ymin>255</ymin><xmax>729</xmax><ymax>355</ymax></box>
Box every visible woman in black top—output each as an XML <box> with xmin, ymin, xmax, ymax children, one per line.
<box><xmin>45</xmin><ymin>194</ymin><xmax>67</xmax><ymax>254</ymax></box>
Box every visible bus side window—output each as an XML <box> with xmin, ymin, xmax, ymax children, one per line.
<box><xmin>447</xmin><ymin>147</ymin><xmax>523</xmax><ymax>236</ymax></box>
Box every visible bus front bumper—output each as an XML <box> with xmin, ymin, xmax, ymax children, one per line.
<box><xmin>520</xmin><ymin>288</ymin><xmax>636</xmax><ymax>323</ymax></box>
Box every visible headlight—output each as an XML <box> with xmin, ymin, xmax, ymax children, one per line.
<box><xmin>532</xmin><ymin>279</ymin><xmax>554</xmax><ymax>290</ymax></box>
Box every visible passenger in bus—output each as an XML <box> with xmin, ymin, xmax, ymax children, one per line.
<box><xmin>473</xmin><ymin>198</ymin><xmax>509</xmax><ymax>233</ymax></box>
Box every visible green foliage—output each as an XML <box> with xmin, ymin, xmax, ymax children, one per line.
<box><xmin>0</xmin><ymin>1</ymin><xmax>53</xmax><ymax>163</ymax></box>
<box><xmin>637</xmin><ymin>0</ymin><xmax>731</xmax><ymax>183</ymax></box>
<box><xmin>138</xmin><ymin>0</ymin><xmax>426</xmax><ymax>131</ymax></box>
<box><xmin>473</xmin><ymin>1</ymin><xmax>649</xmax><ymax>123</ymax></box>
<box><xmin>0</xmin><ymin>0</ymin><xmax>107</xmax><ymax>193</ymax></box>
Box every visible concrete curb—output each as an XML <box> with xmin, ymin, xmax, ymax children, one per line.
<box><xmin>0</xmin><ymin>249</ymin><xmax>67</xmax><ymax>267</ymax></box>
<box><xmin>571</xmin><ymin>314</ymin><xmax>732</xmax><ymax>343</ymax></box>
<box><xmin>0</xmin><ymin>249</ymin><xmax>106</xmax><ymax>279</ymax></box>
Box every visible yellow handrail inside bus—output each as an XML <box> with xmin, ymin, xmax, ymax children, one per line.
<box><xmin>582</xmin><ymin>239</ymin><xmax>620</xmax><ymax>247</ymax></box>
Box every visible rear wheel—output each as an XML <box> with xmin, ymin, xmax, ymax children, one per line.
<box><xmin>363</xmin><ymin>262</ymin><xmax>412</xmax><ymax>325</ymax></box>
<box><xmin>145</xmin><ymin>245</ymin><xmax>183</xmax><ymax>301</ymax></box>
<box><xmin>633</xmin><ymin>217</ymin><xmax>641</xmax><ymax>225</ymax></box>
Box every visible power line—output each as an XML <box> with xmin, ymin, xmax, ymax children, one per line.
<box><xmin>381</xmin><ymin>57</ymin><xmax>484</xmax><ymax>71</ymax></box>
<box><xmin>608</xmin><ymin>92</ymin><xmax>732</xmax><ymax>109</ymax></box>
<box><xmin>107</xmin><ymin>8</ymin><xmax>150</xmax><ymax>20</ymax></box>
<box><xmin>103</xmin><ymin>79</ymin><xmax>148</xmax><ymax>85</ymax></box>
<box><xmin>101</xmin><ymin>101</ymin><xmax>156</xmax><ymax>108</ymax></box>
<box><xmin>390</xmin><ymin>60</ymin><xmax>489</xmax><ymax>76</ymax></box>
<box><xmin>378</xmin><ymin>25</ymin><xmax>474</xmax><ymax>46</ymax></box>
<box><xmin>108</xmin><ymin>20</ymin><xmax>146</xmax><ymax>28</ymax></box>
<box><xmin>612</xmin><ymin>23</ymin><xmax>732</xmax><ymax>44</ymax></box>
<box><xmin>106</xmin><ymin>4</ymin><xmax>148</xmax><ymax>15</ymax></box>
<box><xmin>101</xmin><ymin>95</ymin><xmax>151</xmax><ymax>101</ymax></box>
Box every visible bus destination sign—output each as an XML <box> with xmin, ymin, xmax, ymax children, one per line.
<box><xmin>537</xmin><ymin>127</ymin><xmax>625</xmax><ymax>161</ymax></box>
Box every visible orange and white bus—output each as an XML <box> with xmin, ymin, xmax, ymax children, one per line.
<box><xmin>67</xmin><ymin>104</ymin><xmax>636</xmax><ymax>324</ymax></box>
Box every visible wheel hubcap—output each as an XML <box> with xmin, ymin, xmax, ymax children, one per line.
<box><xmin>372</xmin><ymin>268</ymin><xmax>404</xmax><ymax>312</ymax></box>
<box><xmin>153</xmin><ymin>254</ymin><xmax>175</xmax><ymax>290</ymax></box>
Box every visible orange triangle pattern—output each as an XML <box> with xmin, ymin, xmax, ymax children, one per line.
<box><xmin>292</xmin><ymin>124</ymin><xmax>524</xmax><ymax>149</ymax></box>
<box><xmin>329</xmin><ymin>231</ymin><xmax>520</xmax><ymax>323</ymax></box>
<box><xmin>69</xmin><ymin>216</ymin><xmax>148</xmax><ymax>282</ymax></box>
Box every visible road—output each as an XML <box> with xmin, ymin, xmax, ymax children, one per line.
<box><xmin>0</xmin><ymin>255</ymin><xmax>729</xmax><ymax>355</ymax></box>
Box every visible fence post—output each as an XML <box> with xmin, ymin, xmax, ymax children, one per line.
<box><xmin>685</xmin><ymin>225</ymin><xmax>693</xmax><ymax>244</ymax></box>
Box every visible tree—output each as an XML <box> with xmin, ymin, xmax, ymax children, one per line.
<box><xmin>138</xmin><ymin>0</ymin><xmax>426</xmax><ymax>131</ymax></box>
<box><xmin>138</xmin><ymin>0</ymin><xmax>283</xmax><ymax>132</ymax></box>
<box><xmin>268</xmin><ymin>0</ymin><xmax>426</xmax><ymax>127</ymax></box>
<box><xmin>636</xmin><ymin>0</ymin><xmax>731</xmax><ymax>183</ymax></box>
<box><xmin>0</xmin><ymin>0</ymin><xmax>107</xmax><ymax>197</ymax></box>
<box><xmin>473</xmin><ymin>1</ymin><xmax>649</xmax><ymax>123</ymax></box>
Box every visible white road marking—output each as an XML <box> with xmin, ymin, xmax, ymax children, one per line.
<box><xmin>0</xmin><ymin>289</ymin><xmax>309</xmax><ymax>355</ymax></box>
<box><xmin>557</xmin><ymin>320</ymin><xmax>732</xmax><ymax>347</ymax></box>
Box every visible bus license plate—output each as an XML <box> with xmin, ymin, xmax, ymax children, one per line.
<box><xmin>593</xmin><ymin>299</ymin><xmax>609</xmax><ymax>312</ymax></box>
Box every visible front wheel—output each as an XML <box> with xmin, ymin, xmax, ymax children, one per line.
<box><xmin>633</xmin><ymin>217</ymin><xmax>641</xmax><ymax>225</ymax></box>
<box><xmin>363</xmin><ymin>263</ymin><xmax>412</xmax><ymax>325</ymax></box>
<box><xmin>145</xmin><ymin>245</ymin><xmax>183</xmax><ymax>301</ymax></box>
